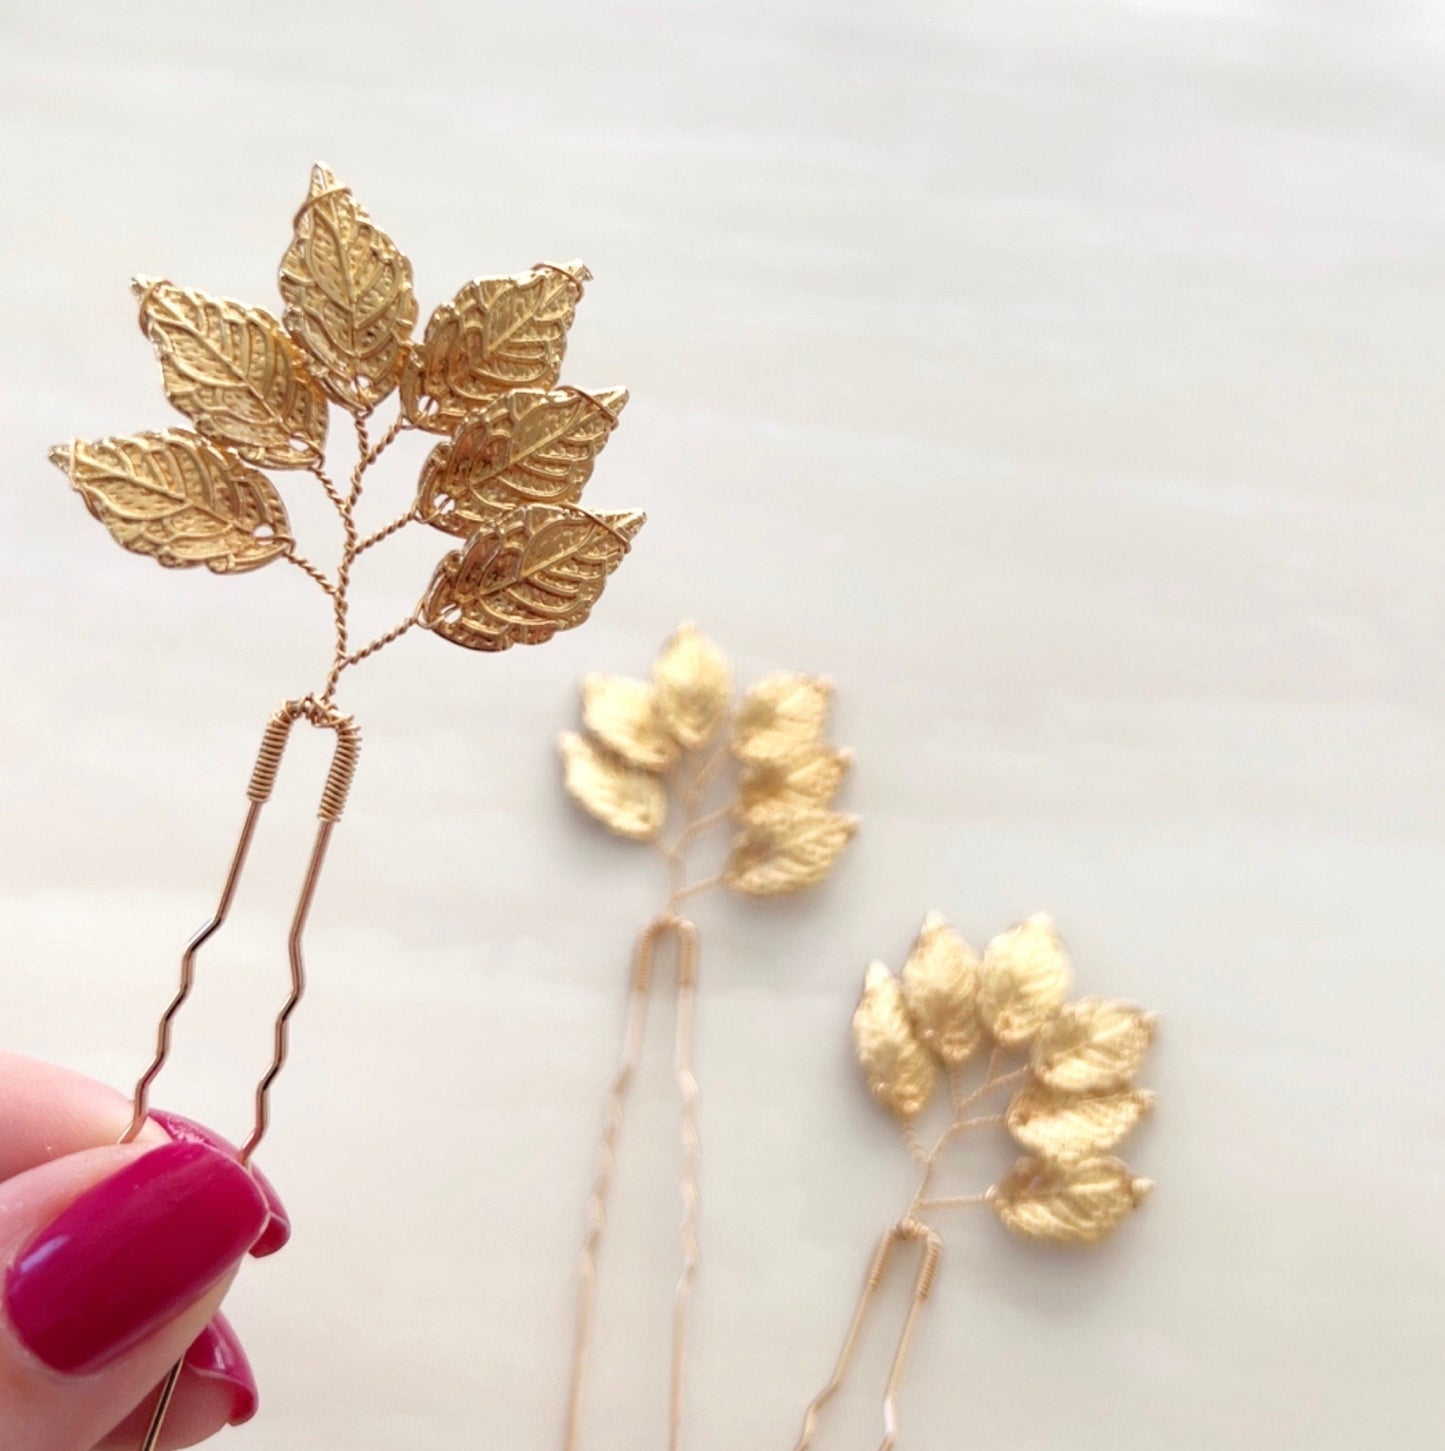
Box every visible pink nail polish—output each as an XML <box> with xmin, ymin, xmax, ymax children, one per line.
<box><xmin>184</xmin><ymin>1313</ymin><xmax>258</xmax><ymax>1426</ymax></box>
<box><xmin>4</xmin><ymin>1141</ymin><xmax>268</xmax><ymax>1374</ymax></box>
<box><xmin>149</xmin><ymin>1109</ymin><xmax>291</xmax><ymax>1257</ymax></box>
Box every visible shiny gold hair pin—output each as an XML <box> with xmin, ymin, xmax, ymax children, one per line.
<box><xmin>793</xmin><ymin>912</ymin><xmax>1157</xmax><ymax>1450</ymax></box>
<box><xmin>47</xmin><ymin>164</ymin><xmax>644</xmax><ymax>1449</ymax></box>
<box><xmin>557</xmin><ymin>622</ymin><xmax>858</xmax><ymax>1451</ymax></box>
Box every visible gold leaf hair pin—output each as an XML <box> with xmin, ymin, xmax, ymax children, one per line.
<box><xmin>46</xmin><ymin>164</ymin><xmax>644</xmax><ymax>1450</ymax></box>
<box><xmin>793</xmin><ymin>912</ymin><xmax>1157</xmax><ymax>1450</ymax></box>
<box><xmin>557</xmin><ymin>622</ymin><xmax>858</xmax><ymax>1451</ymax></box>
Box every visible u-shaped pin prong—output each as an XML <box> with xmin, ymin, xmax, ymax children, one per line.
<box><xmin>119</xmin><ymin>695</ymin><xmax>361</xmax><ymax>1150</ymax></box>
<box><xmin>565</xmin><ymin>912</ymin><xmax>702</xmax><ymax>1451</ymax></box>
<box><xmin>791</xmin><ymin>1217</ymin><xmax>944</xmax><ymax>1451</ymax></box>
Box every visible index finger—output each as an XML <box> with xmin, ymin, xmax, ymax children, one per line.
<box><xmin>0</xmin><ymin>1050</ymin><xmax>165</xmax><ymax>1181</ymax></box>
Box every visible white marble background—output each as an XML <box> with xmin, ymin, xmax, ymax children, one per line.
<box><xmin>2</xmin><ymin>1</ymin><xmax>1442</xmax><ymax>1446</ymax></box>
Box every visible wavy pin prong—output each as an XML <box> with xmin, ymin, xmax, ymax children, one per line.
<box><xmin>125</xmin><ymin>697</ymin><xmax>359</xmax><ymax>1451</ymax></box>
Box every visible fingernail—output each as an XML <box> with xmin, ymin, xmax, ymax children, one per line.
<box><xmin>149</xmin><ymin>1109</ymin><xmax>291</xmax><ymax>1257</ymax></box>
<box><xmin>184</xmin><ymin>1313</ymin><xmax>258</xmax><ymax>1426</ymax></box>
<box><xmin>4</xmin><ymin>1141</ymin><xmax>268</xmax><ymax>1374</ymax></box>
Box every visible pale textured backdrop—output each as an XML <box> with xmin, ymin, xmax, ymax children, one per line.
<box><xmin>2</xmin><ymin>1</ymin><xmax>1442</xmax><ymax>1447</ymax></box>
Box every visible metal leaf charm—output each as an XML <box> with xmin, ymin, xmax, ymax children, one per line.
<box><xmin>421</xmin><ymin>504</ymin><xmax>645</xmax><ymax>652</ymax></box>
<box><xmin>417</xmin><ymin>386</ymin><xmax>627</xmax><ymax>536</ymax></box>
<box><xmin>279</xmin><ymin>163</ymin><xmax>418</xmax><ymax>412</ymax></box>
<box><xmin>978</xmin><ymin>914</ymin><xmax>1072</xmax><ymax>1048</ymax></box>
<box><xmin>723</xmin><ymin>808</ymin><xmax>858</xmax><ymax>896</ymax></box>
<box><xmin>900</xmin><ymin>912</ymin><xmax>983</xmax><ymax>1068</ymax></box>
<box><xmin>559</xmin><ymin>732</ymin><xmax>666</xmax><ymax>841</ymax></box>
<box><xmin>401</xmin><ymin>262</ymin><xmax>591</xmax><ymax>433</ymax></box>
<box><xmin>49</xmin><ymin>431</ymin><xmax>292</xmax><ymax>573</ymax></box>
<box><xmin>1031</xmin><ymin>999</ymin><xmax>1157</xmax><ymax>1094</ymax></box>
<box><xmin>582</xmin><ymin>674</ymin><xmax>679</xmax><ymax>771</ymax></box>
<box><xmin>134</xmin><ymin>278</ymin><xmax>328</xmax><ymax>469</ymax></box>
<box><xmin>738</xmin><ymin>744</ymin><xmax>851</xmax><ymax>822</ymax></box>
<box><xmin>733</xmin><ymin>673</ymin><xmax>833</xmax><ymax>767</ymax></box>
<box><xmin>993</xmin><ymin>1155</ymin><xmax>1152</xmax><ymax>1244</ymax></box>
<box><xmin>852</xmin><ymin>963</ymin><xmax>938</xmax><ymax>1120</ymax></box>
<box><xmin>1007</xmin><ymin>1081</ymin><xmax>1154</xmax><ymax>1163</ymax></box>
<box><xmin>652</xmin><ymin>622</ymin><xmax>732</xmax><ymax>749</ymax></box>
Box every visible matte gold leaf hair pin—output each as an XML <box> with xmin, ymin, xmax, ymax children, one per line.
<box><xmin>556</xmin><ymin>623</ymin><xmax>857</xmax><ymax>1451</ymax></box>
<box><xmin>794</xmin><ymin>912</ymin><xmax>1157</xmax><ymax>1450</ymax></box>
<box><xmin>561</xmin><ymin>621</ymin><xmax>858</xmax><ymax>892</ymax></box>
<box><xmin>45</xmin><ymin>164</ymin><xmax>645</xmax><ymax>1451</ymax></box>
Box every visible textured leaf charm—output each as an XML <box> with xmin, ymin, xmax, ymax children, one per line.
<box><xmin>402</xmin><ymin>262</ymin><xmax>591</xmax><ymax>433</ymax></box>
<box><xmin>279</xmin><ymin>163</ymin><xmax>418</xmax><ymax>412</ymax></box>
<box><xmin>560</xmin><ymin>732</ymin><xmax>666</xmax><ymax>841</ymax></box>
<box><xmin>1031</xmin><ymin>1000</ymin><xmax>1156</xmax><ymax>1094</ymax></box>
<box><xmin>48</xmin><ymin>431</ymin><xmax>292</xmax><ymax>573</ymax></box>
<box><xmin>134</xmin><ymin>278</ymin><xmax>328</xmax><ymax>469</ymax></box>
<box><xmin>1007</xmin><ymin>1081</ymin><xmax>1154</xmax><ymax>1163</ymax></box>
<box><xmin>900</xmin><ymin>913</ymin><xmax>984</xmax><ymax>1067</ymax></box>
<box><xmin>978</xmin><ymin>914</ymin><xmax>1072</xmax><ymax>1048</ymax></box>
<box><xmin>653</xmin><ymin>622</ymin><xmax>732</xmax><ymax>749</ymax></box>
<box><xmin>993</xmin><ymin>1155</ymin><xmax>1152</xmax><ymax>1244</ymax></box>
<box><xmin>853</xmin><ymin>963</ymin><xmax>938</xmax><ymax>1120</ymax></box>
<box><xmin>738</xmin><ymin>744</ymin><xmax>852</xmax><ymax>822</ymax></box>
<box><xmin>417</xmin><ymin>386</ymin><xmax>627</xmax><ymax>536</ymax></box>
<box><xmin>582</xmin><ymin>675</ymin><xmax>679</xmax><ymax>771</ymax></box>
<box><xmin>724</xmin><ymin>808</ymin><xmax>858</xmax><ymax>896</ymax></box>
<box><xmin>733</xmin><ymin>673</ymin><xmax>833</xmax><ymax>767</ymax></box>
<box><xmin>421</xmin><ymin>504</ymin><xmax>645</xmax><ymax>652</ymax></box>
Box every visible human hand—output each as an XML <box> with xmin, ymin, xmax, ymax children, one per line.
<box><xmin>1</xmin><ymin>1051</ymin><xmax>289</xmax><ymax>1450</ymax></box>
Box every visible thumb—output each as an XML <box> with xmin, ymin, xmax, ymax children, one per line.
<box><xmin>0</xmin><ymin>1140</ymin><xmax>268</xmax><ymax>1451</ymax></box>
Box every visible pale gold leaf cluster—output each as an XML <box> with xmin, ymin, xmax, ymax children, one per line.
<box><xmin>560</xmin><ymin>623</ymin><xmax>733</xmax><ymax>840</ymax></box>
<box><xmin>733</xmin><ymin>673</ymin><xmax>834</xmax><ymax>766</ymax></box>
<box><xmin>992</xmin><ymin>1156</ymin><xmax>1153</xmax><ymax>1245</ymax></box>
<box><xmin>978</xmin><ymin>914</ymin><xmax>1072</xmax><ymax>1047</ymax></box>
<box><xmin>654</xmin><ymin>623</ymin><xmax>732</xmax><ymax>749</ymax></box>
<box><xmin>50</xmin><ymin>165</ymin><xmax>643</xmax><ymax>651</ymax></box>
<box><xmin>1006</xmin><ymin>1081</ymin><xmax>1153</xmax><ymax>1163</ymax></box>
<box><xmin>851</xmin><ymin>911</ymin><xmax>980</xmax><ymax>1119</ymax></box>
<box><xmin>582</xmin><ymin>674</ymin><xmax>680</xmax><ymax>772</ymax></box>
<box><xmin>724</xmin><ymin>672</ymin><xmax>855</xmax><ymax>895</ymax></box>
<box><xmin>1031</xmin><ymin>999</ymin><xmax>1157</xmax><ymax>1094</ymax></box>
<box><xmin>737</xmin><ymin>745</ymin><xmax>851</xmax><ymax>819</ymax></box>
<box><xmin>724</xmin><ymin>809</ymin><xmax>859</xmax><ymax>896</ymax></box>
<box><xmin>850</xmin><ymin>911</ymin><xmax>1156</xmax><ymax>1243</ymax></box>
<box><xmin>901</xmin><ymin>912</ymin><xmax>983</xmax><ymax>1067</ymax></box>
<box><xmin>559</xmin><ymin>732</ymin><xmax>667</xmax><ymax>842</ymax></box>
<box><xmin>853</xmin><ymin>963</ymin><xmax>938</xmax><ymax>1119</ymax></box>
<box><xmin>559</xmin><ymin>627</ymin><xmax>856</xmax><ymax>892</ymax></box>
